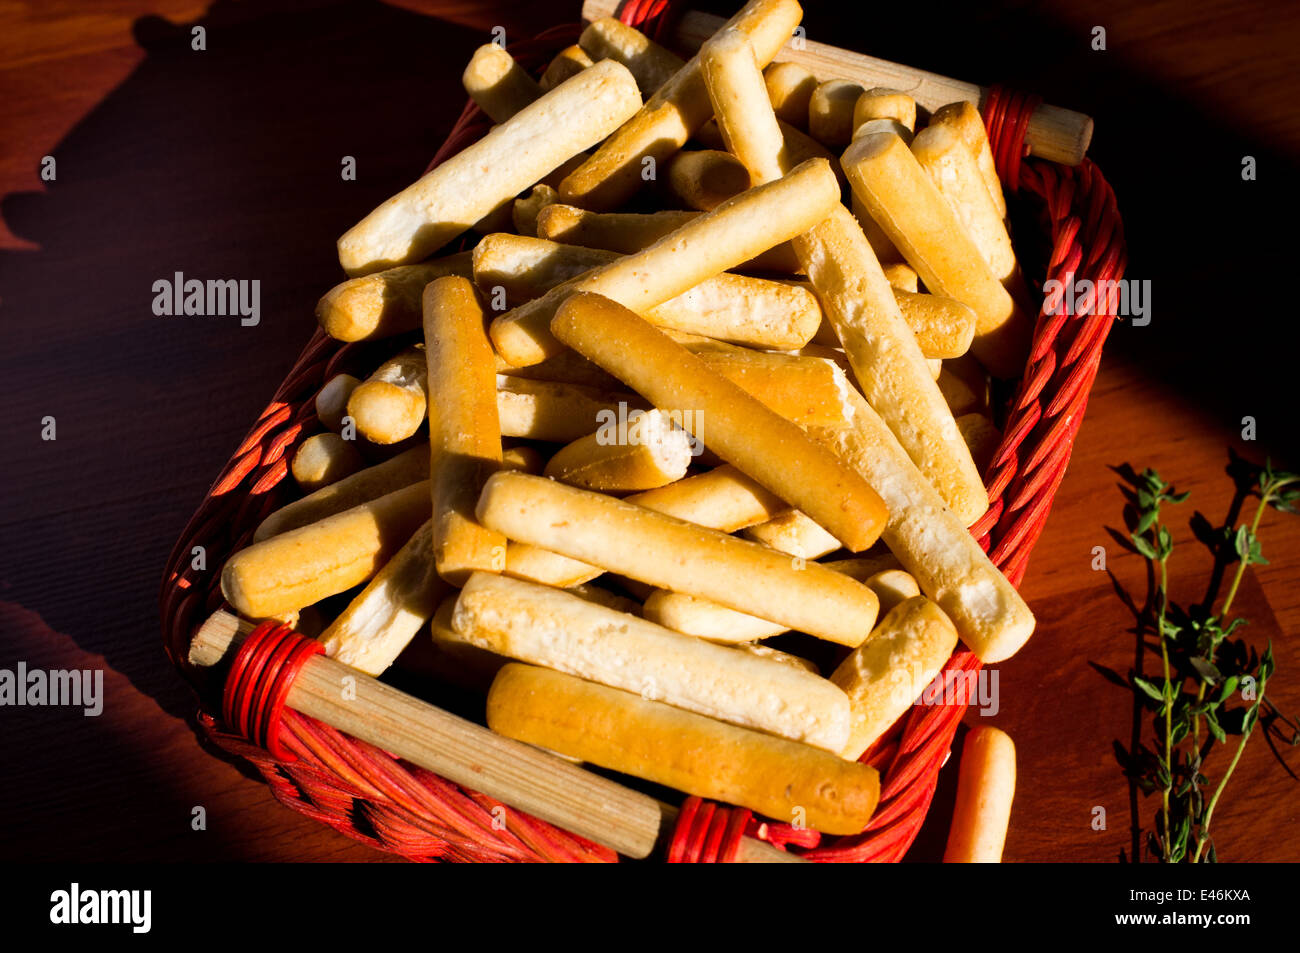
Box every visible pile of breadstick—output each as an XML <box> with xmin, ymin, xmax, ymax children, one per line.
<box><xmin>221</xmin><ymin>0</ymin><xmax>1030</xmax><ymax>852</ymax></box>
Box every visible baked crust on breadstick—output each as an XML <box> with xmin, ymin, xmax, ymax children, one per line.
<box><xmin>315</xmin><ymin>373</ymin><xmax>361</xmax><ymax>431</ymax></box>
<box><xmin>462</xmin><ymin>43</ymin><xmax>543</xmax><ymax>123</ymax></box>
<box><xmin>579</xmin><ymin>17</ymin><xmax>684</xmax><ymax>97</ymax></box>
<box><xmin>831</xmin><ymin>595</ymin><xmax>960</xmax><ymax>760</ymax></box>
<box><xmin>929</xmin><ymin>100</ymin><xmax>1007</xmax><ymax>220</ymax></box>
<box><xmin>316</xmin><ymin>254</ymin><xmax>474</xmax><ymax>342</ymax></box>
<box><xmin>512</xmin><ymin>184</ymin><xmax>559</xmax><ymax>238</ymax></box>
<box><xmin>478</xmin><ymin>471</ymin><xmax>880</xmax><ymax>646</ymax></box>
<box><xmin>853</xmin><ymin>88</ymin><xmax>917</xmax><ymax>137</ymax></box>
<box><xmin>550</xmin><ymin>293</ymin><xmax>889</xmax><ymax>552</ymax></box>
<box><xmin>842</xmin><ymin>131</ymin><xmax>1031</xmax><ymax>378</ymax></box>
<box><xmin>811</xmin><ymin>287</ymin><xmax>977</xmax><ymax>360</ymax></box>
<box><xmin>540</xmin><ymin>45</ymin><xmax>594</xmax><ymax>92</ymax></box>
<box><xmin>502</xmin><ymin>463</ymin><xmax>789</xmax><ymax>589</ymax></box>
<box><xmin>453</xmin><ymin>573</ymin><xmax>851</xmax><ymax>751</ymax></box>
<box><xmin>543</xmin><ymin>408</ymin><xmax>693</xmax><ymax>491</ymax></box>
<box><xmin>423</xmin><ymin>277</ymin><xmax>505</xmax><ymax>585</ymax></box>
<box><xmin>943</xmin><ymin>725</ymin><xmax>1016</xmax><ymax>862</ymax></box>
<box><xmin>339</xmin><ymin>60</ymin><xmax>641</xmax><ymax>276</ymax></box>
<box><xmin>743</xmin><ymin>509</ymin><xmax>841</xmax><ymax>559</ymax></box>
<box><xmin>764</xmin><ymin>61</ymin><xmax>817</xmax><ymax>127</ymax></box>
<box><xmin>664</xmin><ymin>149</ymin><xmax>752</xmax><ymax>211</ymax></box>
<box><xmin>487</xmin><ymin>663</ymin><xmax>880</xmax><ymax>835</ymax></box>
<box><xmin>492</xmin><ymin>157</ymin><xmax>841</xmax><ymax>366</ymax></box>
<box><xmin>814</xmin><ymin>388</ymin><xmax>1035</xmax><ymax>663</ymax></box>
<box><xmin>558</xmin><ymin>0</ymin><xmax>803</xmax><ymax>211</ymax></box>
<box><xmin>291</xmin><ymin>433</ymin><xmax>363</xmax><ymax>491</ymax></box>
<box><xmin>694</xmin><ymin>347</ymin><xmax>849</xmax><ymax>427</ymax></box>
<box><xmin>495</xmin><ymin>375</ymin><xmax>642</xmax><ymax>443</ymax></box>
<box><xmin>347</xmin><ymin>346</ymin><xmax>428</xmax><ymax>445</ymax></box>
<box><xmin>222</xmin><ymin>480</ymin><xmax>431</xmax><ymax>618</ymax></box>
<box><xmin>808</xmin><ymin>79</ymin><xmax>864</xmax><ymax>147</ymax></box>
<box><xmin>317</xmin><ymin>519</ymin><xmax>451</xmax><ymax>676</ymax></box>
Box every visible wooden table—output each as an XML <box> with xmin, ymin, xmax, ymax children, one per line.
<box><xmin>2</xmin><ymin>0</ymin><xmax>1296</xmax><ymax>862</ymax></box>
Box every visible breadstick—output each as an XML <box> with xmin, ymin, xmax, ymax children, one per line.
<box><xmin>812</xmin><ymin>287</ymin><xmax>976</xmax><ymax>359</ymax></box>
<box><xmin>764</xmin><ymin>61</ymin><xmax>817</xmax><ymax>126</ymax></box>
<box><xmin>743</xmin><ymin>510</ymin><xmax>841</xmax><ymax>559</ymax></box>
<box><xmin>813</xmin><ymin>388</ymin><xmax>1035</xmax><ymax>663</ymax></box>
<box><xmin>478</xmin><ymin>234</ymin><xmax>821</xmax><ymax>349</ymax></box>
<box><xmin>732</xmin><ymin>642</ymin><xmax>818</xmax><ymax>674</ymax></box>
<box><xmin>512</xmin><ymin>184</ymin><xmax>559</xmax><ymax>238</ymax></box>
<box><xmin>842</xmin><ymin>131</ymin><xmax>1031</xmax><ymax>378</ymax></box>
<box><xmin>665</xmin><ymin>149</ymin><xmax>751</xmax><ymax>210</ymax></box>
<box><xmin>487</xmin><ymin>663</ymin><xmax>880</xmax><ymax>835</ymax></box>
<box><xmin>808</xmin><ymin>79</ymin><xmax>863</xmax><ymax>147</ymax></box>
<box><xmin>495</xmin><ymin>375</ymin><xmax>641</xmax><ymax>443</ymax></box>
<box><xmin>462</xmin><ymin>43</ymin><xmax>543</xmax><ymax>122</ymax></box>
<box><xmin>339</xmin><ymin>60</ymin><xmax>640</xmax><ymax>276</ymax></box>
<box><xmin>645</xmin><ymin>556</ymin><xmax>911</xmax><ymax>644</ymax></box>
<box><xmin>550</xmin><ymin>292</ymin><xmax>889</xmax><ymax>552</ymax></box>
<box><xmin>477</xmin><ymin>471</ymin><xmax>880</xmax><ymax>646</ymax></box>
<box><xmin>700</xmin><ymin>29</ymin><xmax>785</xmax><ymax>183</ymax></box>
<box><xmin>317</xmin><ymin>520</ymin><xmax>452</xmax><ymax>676</ymax></box>
<box><xmin>853</xmin><ymin>87</ymin><xmax>916</xmax><ymax>136</ymax></box>
<box><xmin>911</xmin><ymin>123</ymin><xmax>1026</xmax><ymax>300</ymax></box>
<box><xmin>453</xmin><ymin>573</ymin><xmax>851</xmax><ymax>751</ymax></box>
<box><xmin>883</xmin><ymin>262</ymin><xmax>918</xmax><ymax>292</ymax></box>
<box><xmin>254</xmin><ymin>445</ymin><xmax>429</xmax><ymax>541</ymax></box>
<box><xmin>540</xmin><ymin>44</ymin><xmax>594</xmax><ymax>91</ymax></box>
<box><xmin>503</xmin><ymin>463</ymin><xmax>790</xmax><ymax>589</ymax></box>
<box><xmin>929</xmin><ymin>100</ymin><xmax>1007</xmax><ymax>220</ymax></box>
<box><xmin>943</xmin><ymin>725</ymin><xmax>1016</xmax><ymax>862</ymax></box>
<box><xmin>693</xmin><ymin>115</ymin><xmax>839</xmax><ymax>184</ymax></box>
<box><xmin>347</xmin><ymin>346</ymin><xmax>427</xmax><ymax>444</ymax></box>
<box><xmin>558</xmin><ymin>0</ymin><xmax>802</xmax><ymax>211</ymax></box>
<box><xmin>500</xmin><ymin>445</ymin><xmax>543</xmax><ymax>475</ymax></box>
<box><xmin>222</xmin><ymin>481</ymin><xmax>431</xmax><ymax>618</ymax></box>
<box><xmin>493</xmin><ymin>348</ymin><xmax>621</xmax><ymax>390</ymax></box>
<box><xmin>291</xmin><ymin>433</ymin><xmax>363</xmax><ymax>491</ymax></box>
<box><xmin>831</xmin><ymin>595</ymin><xmax>959</xmax><ymax>759</ymax></box>
<box><xmin>535</xmin><ymin>204</ymin><xmax>802</xmax><ymax>273</ymax></box>
<box><xmin>697</xmin><ymin>32</ymin><xmax>986</xmax><ymax>523</ymax></box>
<box><xmin>937</xmin><ymin>366</ymin><xmax>980</xmax><ymax>415</ymax></box>
<box><xmin>543</xmin><ymin>408</ymin><xmax>693</xmax><ymax>491</ymax></box>
<box><xmin>693</xmin><ymin>347</ymin><xmax>848</xmax><ymax>427</ymax></box>
<box><xmin>578</xmin><ymin>17</ymin><xmax>684</xmax><ymax>96</ymax></box>
<box><xmin>955</xmin><ymin>413</ymin><xmax>1002</xmax><ymax>476</ymax></box>
<box><xmin>316</xmin><ymin>253</ymin><xmax>474</xmax><ymax>341</ymax></box>
<box><xmin>492</xmin><ymin>157</ymin><xmax>841</xmax><ymax>366</ymax></box>
<box><xmin>424</xmin><ymin>277</ymin><xmax>505</xmax><ymax>585</ymax></box>
<box><xmin>315</xmin><ymin>373</ymin><xmax>361</xmax><ymax>431</ymax></box>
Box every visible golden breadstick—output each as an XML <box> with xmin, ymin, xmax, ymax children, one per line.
<box><xmin>559</xmin><ymin>0</ymin><xmax>802</xmax><ymax>211</ymax></box>
<box><xmin>814</xmin><ymin>388</ymin><xmax>1035</xmax><ymax>663</ymax></box>
<box><xmin>665</xmin><ymin>149</ymin><xmax>752</xmax><ymax>210</ymax></box>
<box><xmin>317</xmin><ymin>520</ymin><xmax>452</xmax><ymax>676</ymax></box>
<box><xmin>423</xmin><ymin>277</ymin><xmax>505</xmax><ymax>585</ymax></box>
<box><xmin>851</xmin><ymin>117</ymin><xmax>913</xmax><ymax>144</ymax></box>
<box><xmin>693</xmin><ymin>347</ymin><xmax>848</xmax><ymax>427</ymax></box>
<box><xmin>831</xmin><ymin>595</ymin><xmax>960</xmax><ymax>759</ymax></box>
<box><xmin>487</xmin><ymin>663</ymin><xmax>880</xmax><ymax>835</ymax></box>
<box><xmin>808</xmin><ymin>79</ymin><xmax>864</xmax><ymax>148</ymax></box>
<box><xmin>503</xmin><ymin>463</ymin><xmax>790</xmax><ymax>589</ymax></box>
<box><xmin>943</xmin><ymin>725</ymin><xmax>1016</xmax><ymax>862</ymax></box>
<box><xmin>811</xmin><ymin>288</ymin><xmax>976</xmax><ymax>359</ymax></box>
<box><xmin>956</xmin><ymin>413</ymin><xmax>1002</xmax><ymax>476</ymax></box>
<box><xmin>477</xmin><ymin>234</ymin><xmax>821</xmax><ymax>349</ymax></box>
<box><xmin>645</xmin><ymin>554</ymin><xmax>911</xmax><ymax>644</ymax></box>
<box><xmin>929</xmin><ymin>100</ymin><xmax>1007</xmax><ymax>220</ymax></box>
<box><xmin>314</xmin><ymin>373</ymin><xmax>361</xmax><ymax>431</ymax></box>
<box><xmin>911</xmin><ymin>123</ymin><xmax>1026</xmax><ymax>301</ymax></box>
<box><xmin>347</xmin><ymin>346</ymin><xmax>427</xmax><ymax>444</ymax></box>
<box><xmin>492</xmin><ymin>158</ymin><xmax>841</xmax><ymax>366</ymax></box>
<box><xmin>316</xmin><ymin>254</ymin><xmax>474</xmax><ymax>342</ymax></box>
<box><xmin>764</xmin><ymin>61</ymin><xmax>817</xmax><ymax>126</ymax></box>
<box><xmin>339</xmin><ymin>60</ymin><xmax>640</xmax><ymax>276</ymax></box>
<box><xmin>843</xmin><ymin>131</ymin><xmax>1031</xmax><ymax>378</ymax></box>
<box><xmin>696</xmin><ymin>31</ymin><xmax>985</xmax><ymax>523</ymax></box>
<box><xmin>883</xmin><ymin>262</ymin><xmax>918</xmax><ymax>292</ymax></box>
<box><xmin>492</xmin><ymin>348</ymin><xmax>621</xmax><ymax>390</ymax></box>
<box><xmin>512</xmin><ymin>184</ymin><xmax>559</xmax><ymax>238</ymax></box>
<box><xmin>853</xmin><ymin>87</ymin><xmax>916</xmax><ymax>136</ymax></box>
<box><xmin>479</xmin><ymin>470</ymin><xmax>880</xmax><ymax>646</ymax></box>
<box><xmin>578</xmin><ymin>17</ymin><xmax>684</xmax><ymax>96</ymax></box>
<box><xmin>462</xmin><ymin>43</ymin><xmax>543</xmax><ymax>122</ymax></box>
<box><xmin>495</xmin><ymin>375</ymin><xmax>641</xmax><ymax>443</ymax></box>
<box><xmin>254</xmin><ymin>445</ymin><xmax>429</xmax><ymax>541</ymax></box>
<box><xmin>429</xmin><ymin>597</ymin><xmax>508</xmax><ymax>694</ymax></box>
<box><xmin>694</xmin><ymin>115</ymin><xmax>838</xmax><ymax>183</ymax></box>
<box><xmin>543</xmin><ymin>408</ymin><xmax>693</xmax><ymax>491</ymax></box>
<box><xmin>551</xmin><ymin>293</ymin><xmax>889</xmax><ymax>552</ymax></box>
<box><xmin>291</xmin><ymin>433</ymin><xmax>363</xmax><ymax>491</ymax></box>
<box><xmin>540</xmin><ymin>44</ymin><xmax>594</xmax><ymax>91</ymax></box>
<box><xmin>732</xmin><ymin>642</ymin><xmax>818</xmax><ymax>673</ymax></box>
<box><xmin>536</xmin><ymin>204</ymin><xmax>801</xmax><ymax>273</ymax></box>
<box><xmin>743</xmin><ymin>510</ymin><xmax>840</xmax><ymax>559</ymax></box>
<box><xmin>453</xmin><ymin>572</ymin><xmax>851</xmax><ymax>750</ymax></box>
<box><xmin>222</xmin><ymin>481</ymin><xmax>431</xmax><ymax>618</ymax></box>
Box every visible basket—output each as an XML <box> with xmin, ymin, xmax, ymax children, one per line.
<box><xmin>160</xmin><ymin>0</ymin><xmax>1126</xmax><ymax>862</ymax></box>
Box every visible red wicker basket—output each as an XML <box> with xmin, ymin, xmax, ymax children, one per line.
<box><xmin>160</xmin><ymin>1</ymin><xmax>1126</xmax><ymax>862</ymax></box>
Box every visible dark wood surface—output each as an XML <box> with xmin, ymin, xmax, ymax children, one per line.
<box><xmin>1</xmin><ymin>0</ymin><xmax>1297</xmax><ymax>863</ymax></box>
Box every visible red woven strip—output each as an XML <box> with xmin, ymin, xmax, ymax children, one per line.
<box><xmin>221</xmin><ymin>621</ymin><xmax>323</xmax><ymax>761</ymax></box>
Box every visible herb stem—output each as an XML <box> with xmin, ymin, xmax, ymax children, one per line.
<box><xmin>1191</xmin><ymin>670</ymin><xmax>1266</xmax><ymax>863</ymax></box>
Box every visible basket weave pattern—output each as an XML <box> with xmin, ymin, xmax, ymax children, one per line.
<box><xmin>160</xmin><ymin>2</ymin><xmax>1125</xmax><ymax>862</ymax></box>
